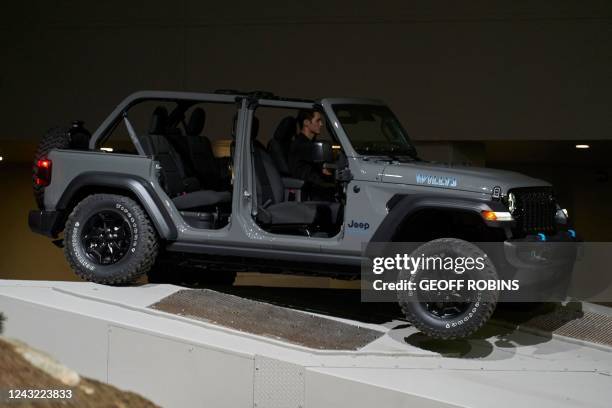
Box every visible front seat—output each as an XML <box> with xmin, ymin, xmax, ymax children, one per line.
<box><xmin>266</xmin><ymin>116</ymin><xmax>341</xmax><ymax>225</ymax></box>
<box><xmin>253</xmin><ymin>141</ymin><xmax>332</xmax><ymax>228</ymax></box>
<box><xmin>267</xmin><ymin>116</ymin><xmax>297</xmax><ymax>176</ymax></box>
<box><xmin>142</xmin><ymin>107</ymin><xmax>230</xmax><ymax>211</ymax></box>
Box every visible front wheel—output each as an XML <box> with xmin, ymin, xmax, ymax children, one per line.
<box><xmin>397</xmin><ymin>238</ymin><xmax>499</xmax><ymax>339</ymax></box>
<box><xmin>64</xmin><ymin>194</ymin><xmax>159</xmax><ymax>285</ymax></box>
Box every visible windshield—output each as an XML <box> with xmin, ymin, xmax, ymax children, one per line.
<box><xmin>332</xmin><ymin>104</ymin><xmax>417</xmax><ymax>159</ymax></box>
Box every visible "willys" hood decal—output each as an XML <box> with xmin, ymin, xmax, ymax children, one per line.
<box><xmin>416</xmin><ymin>173</ymin><xmax>458</xmax><ymax>188</ymax></box>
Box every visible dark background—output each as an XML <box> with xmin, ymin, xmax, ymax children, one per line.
<box><xmin>1</xmin><ymin>1</ymin><xmax>611</xmax><ymax>277</ymax></box>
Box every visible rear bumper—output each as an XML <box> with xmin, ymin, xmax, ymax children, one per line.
<box><xmin>28</xmin><ymin>210</ymin><xmax>63</xmax><ymax>238</ymax></box>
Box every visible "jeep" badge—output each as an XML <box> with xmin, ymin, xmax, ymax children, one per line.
<box><xmin>347</xmin><ymin>220</ymin><xmax>370</xmax><ymax>231</ymax></box>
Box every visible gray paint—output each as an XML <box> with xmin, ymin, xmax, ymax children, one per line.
<box><xmin>55</xmin><ymin>172</ymin><xmax>178</xmax><ymax>240</ymax></box>
<box><xmin>45</xmin><ymin>149</ymin><xmax>154</xmax><ymax>209</ymax></box>
<box><xmin>379</xmin><ymin>160</ymin><xmax>549</xmax><ymax>195</ymax></box>
<box><xmin>42</xmin><ymin>91</ymin><xmax>554</xmax><ymax>262</ymax></box>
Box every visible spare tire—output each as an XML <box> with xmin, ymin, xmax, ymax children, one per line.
<box><xmin>32</xmin><ymin>127</ymin><xmax>71</xmax><ymax>209</ymax></box>
<box><xmin>32</xmin><ymin>121</ymin><xmax>91</xmax><ymax>209</ymax></box>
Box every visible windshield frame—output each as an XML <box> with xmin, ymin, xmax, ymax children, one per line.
<box><xmin>320</xmin><ymin>99</ymin><xmax>417</xmax><ymax>160</ymax></box>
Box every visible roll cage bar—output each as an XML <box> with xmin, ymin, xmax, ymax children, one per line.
<box><xmin>88</xmin><ymin>90</ymin><xmax>385</xmax><ymax>160</ymax></box>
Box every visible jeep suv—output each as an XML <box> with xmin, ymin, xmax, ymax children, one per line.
<box><xmin>29</xmin><ymin>90</ymin><xmax>578</xmax><ymax>339</ymax></box>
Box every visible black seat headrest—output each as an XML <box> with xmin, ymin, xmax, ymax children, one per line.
<box><xmin>149</xmin><ymin>106</ymin><xmax>168</xmax><ymax>134</ymax></box>
<box><xmin>273</xmin><ymin>116</ymin><xmax>297</xmax><ymax>141</ymax></box>
<box><xmin>186</xmin><ymin>108</ymin><xmax>206</xmax><ymax>136</ymax></box>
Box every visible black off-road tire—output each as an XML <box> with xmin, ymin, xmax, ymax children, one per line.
<box><xmin>397</xmin><ymin>238</ymin><xmax>499</xmax><ymax>339</ymax></box>
<box><xmin>33</xmin><ymin>127</ymin><xmax>71</xmax><ymax>209</ymax></box>
<box><xmin>64</xmin><ymin>194</ymin><xmax>159</xmax><ymax>285</ymax></box>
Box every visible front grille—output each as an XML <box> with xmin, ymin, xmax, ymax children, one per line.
<box><xmin>510</xmin><ymin>187</ymin><xmax>557</xmax><ymax>236</ymax></box>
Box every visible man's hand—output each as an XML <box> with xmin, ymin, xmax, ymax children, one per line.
<box><xmin>322</xmin><ymin>168</ymin><xmax>333</xmax><ymax>176</ymax></box>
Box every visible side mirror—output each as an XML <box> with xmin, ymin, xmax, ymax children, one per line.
<box><xmin>312</xmin><ymin>141</ymin><xmax>333</xmax><ymax>163</ymax></box>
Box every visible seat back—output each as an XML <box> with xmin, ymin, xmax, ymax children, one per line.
<box><xmin>253</xmin><ymin>127</ymin><xmax>337</xmax><ymax>229</ymax></box>
<box><xmin>267</xmin><ymin>116</ymin><xmax>296</xmax><ymax>176</ymax></box>
<box><xmin>142</xmin><ymin>107</ymin><xmax>196</xmax><ymax>196</ymax></box>
<box><xmin>253</xmin><ymin>141</ymin><xmax>284</xmax><ymax>206</ymax></box>
<box><xmin>183</xmin><ymin>108</ymin><xmax>223</xmax><ymax>189</ymax></box>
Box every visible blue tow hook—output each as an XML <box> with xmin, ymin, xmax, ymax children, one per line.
<box><xmin>568</xmin><ymin>229</ymin><xmax>576</xmax><ymax>239</ymax></box>
<box><xmin>537</xmin><ymin>233</ymin><xmax>547</xmax><ymax>241</ymax></box>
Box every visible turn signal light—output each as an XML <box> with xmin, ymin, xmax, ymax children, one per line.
<box><xmin>481</xmin><ymin>210</ymin><xmax>513</xmax><ymax>222</ymax></box>
<box><xmin>35</xmin><ymin>159</ymin><xmax>52</xmax><ymax>186</ymax></box>
<box><xmin>482</xmin><ymin>210</ymin><xmax>497</xmax><ymax>221</ymax></box>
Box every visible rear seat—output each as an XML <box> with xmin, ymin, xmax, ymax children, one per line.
<box><xmin>141</xmin><ymin>107</ymin><xmax>230</xmax><ymax>211</ymax></box>
<box><xmin>183</xmin><ymin>107</ymin><xmax>230</xmax><ymax>191</ymax></box>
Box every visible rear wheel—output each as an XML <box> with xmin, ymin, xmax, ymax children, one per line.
<box><xmin>397</xmin><ymin>238</ymin><xmax>499</xmax><ymax>339</ymax></box>
<box><xmin>64</xmin><ymin>194</ymin><xmax>158</xmax><ymax>285</ymax></box>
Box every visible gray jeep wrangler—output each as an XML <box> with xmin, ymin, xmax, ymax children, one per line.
<box><xmin>29</xmin><ymin>90</ymin><xmax>577</xmax><ymax>339</ymax></box>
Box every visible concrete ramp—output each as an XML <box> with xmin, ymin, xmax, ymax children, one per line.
<box><xmin>0</xmin><ymin>280</ymin><xmax>611</xmax><ymax>408</ymax></box>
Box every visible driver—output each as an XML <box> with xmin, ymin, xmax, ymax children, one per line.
<box><xmin>289</xmin><ymin>109</ymin><xmax>335</xmax><ymax>200</ymax></box>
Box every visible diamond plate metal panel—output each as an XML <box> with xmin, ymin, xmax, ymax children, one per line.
<box><xmin>521</xmin><ymin>308</ymin><xmax>612</xmax><ymax>348</ymax></box>
<box><xmin>254</xmin><ymin>356</ymin><xmax>305</xmax><ymax>408</ymax></box>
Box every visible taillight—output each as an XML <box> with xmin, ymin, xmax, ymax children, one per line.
<box><xmin>35</xmin><ymin>158</ymin><xmax>52</xmax><ymax>186</ymax></box>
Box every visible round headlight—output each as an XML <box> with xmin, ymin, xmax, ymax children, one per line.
<box><xmin>507</xmin><ymin>192</ymin><xmax>516</xmax><ymax>214</ymax></box>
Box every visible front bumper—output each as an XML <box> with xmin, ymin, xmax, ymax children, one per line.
<box><xmin>28</xmin><ymin>210</ymin><xmax>63</xmax><ymax>238</ymax></box>
<box><xmin>496</xmin><ymin>231</ymin><xmax>580</xmax><ymax>301</ymax></box>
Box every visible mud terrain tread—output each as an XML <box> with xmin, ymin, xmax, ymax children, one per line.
<box><xmin>397</xmin><ymin>238</ymin><xmax>498</xmax><ymax>339</ymax></box>
<box><xmin>400</xmin><ymin>300</ymin><xmax>496</xmax><ymax>340</ymax></box>
<box><xmin>33</xmin><ymin>127</ymin><xmax>72</xmax><ymax>209</ymax></box>
<box><xmin>64</xmin><ymin>194</ymin><xmax>158</xmax><ymax>285</ymax></box>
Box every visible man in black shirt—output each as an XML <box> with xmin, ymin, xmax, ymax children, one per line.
<box><xmin>289</xmin><ymin>109</ymin><xmax>335</xmax><ymax>200</ymax></box>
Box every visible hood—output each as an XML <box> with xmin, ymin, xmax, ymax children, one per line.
<box><xmin>378</xmin><ymin>160</ymin><xmax>550</xmax><ymax>195</ymax></box>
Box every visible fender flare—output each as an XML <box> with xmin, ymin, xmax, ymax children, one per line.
<box><xmin>370</xmin><ymin>194</ymin><xmax>508</xmax><ymax>243</ymax></box>
<box><xmin>56</xmin><ymin>172</ymin><xmax>177</xmax><ymax>240</ymax></box>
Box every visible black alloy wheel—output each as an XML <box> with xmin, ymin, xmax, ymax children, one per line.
<box><xmin>424</xmin><ymin>301</ymin><xmax>471</xmax><ymax>319</ymax></box>
<box><xmin>81</xmin><ymin>210</ymin><xmax>132</xmax><ymax>265</ymax></box>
